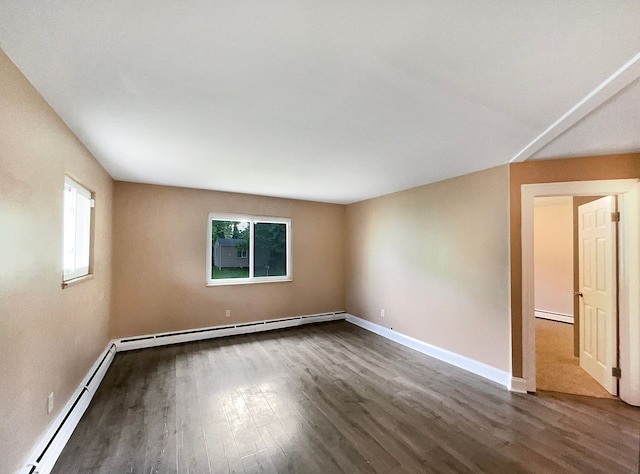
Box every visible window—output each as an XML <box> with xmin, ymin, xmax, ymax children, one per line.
<box><xmin>63</xmin><ymin>176</ymin><xmax>93</xmax><ymax>282</ymax></box>
<box><xmin>207</xmin><ymin>213</ymin><xmax>291</xmax><ymax>285</ymax></box>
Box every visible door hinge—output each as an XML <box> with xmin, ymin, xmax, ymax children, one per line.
<box><xmin>611</xmin><ymin>211</ymin><xmax>620</xmax><ymax>222</ymax></box>
<box><xmin>612</xmin><ymin>367</ymin><xmax>621</xmax><ymax>378</ymax></box>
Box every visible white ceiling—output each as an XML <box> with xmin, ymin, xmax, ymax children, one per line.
<box><xmin>1</xmin><ymin>1</ymin><xmax>639</xmax><ymax>204</ymax></box>
<box><xmin>530</xmin><ymin>76</ymin><xmax>640</xmax><ymax>160</ymax></box>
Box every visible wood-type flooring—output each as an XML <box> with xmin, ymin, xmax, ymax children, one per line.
<box><xmin>53</xmin><ymin>321</ymin><xmax>640</xmax><ymax>473</ymax></box>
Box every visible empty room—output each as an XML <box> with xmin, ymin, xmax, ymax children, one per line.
<box><xmin>2</xmin><ymin>2</ymin><xmax>640</xmax><ymax>473</ymax></box>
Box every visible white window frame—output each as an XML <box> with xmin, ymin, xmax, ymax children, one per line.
<box><xmin>207</xmin><ymin>213</ymin><xmax>292</xmax><ymax>286</ymax></box>
<box><xmin>63</xmin><ymin>176</ymin><xmax>93</xmax><ymax>283</ymax></box>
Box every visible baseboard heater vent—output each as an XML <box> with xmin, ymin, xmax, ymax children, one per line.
<box><xmin>534</xmin><ymin>310</ymin><xmax>574</xmax><ymax>324</ymax></box>
<box><xmin>116</xmin><ymin>311</ymin><xmax>347</xmax><ymax>352</ymax></box>
<box><xmin>21</xmin><ymin>343</ymin><xmax>116</xmax><ymax>474</ymax></box>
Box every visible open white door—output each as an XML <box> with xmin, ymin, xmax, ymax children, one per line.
<box><xmin>578</xmin><ymin>196</ymin><xmax>617</xmax><ymax>395</ymax></box>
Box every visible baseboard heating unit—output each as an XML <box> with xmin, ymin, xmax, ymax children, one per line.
<box><xmin>21</xmin><ymin>343</ymin><xmax>117</xmax><ymax>474</ymax></box>
<box><xmin>115</xmin><ymin>311</ymin><xmax>347</xmax><ymax>351</ymax></box>
<box><xmin>534</xmin><ymin>310</ymin><xmax>574</xmax><ymax>324</ymax></box>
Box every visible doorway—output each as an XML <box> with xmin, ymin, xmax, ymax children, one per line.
<box><xmin>520</xmin><ymin>178</ymin><xmax>640</xmax><ymax>406</ymax></box>
<box><xmin>533</xmin><ymin>195</ymin><xmax>616</xmax><ymax>398</ymax></box>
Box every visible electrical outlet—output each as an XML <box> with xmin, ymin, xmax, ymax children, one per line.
<box><xmin>47</xmin><ymin>392</ymin><xmax>54</xmax><ymax>414</ymax></box>
<box><xmin>381</xmin><ymin>309</ymin><xmax>385</xmax><ymax>317</ymax></box>
<box><xmin>225</xmin><ymin>309</ymin><xmax>231</xmax><ymax>318</ymax></box>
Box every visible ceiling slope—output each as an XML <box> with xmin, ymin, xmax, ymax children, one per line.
<box><xmin>1</xmin><ymin>1</ymin><xmax>639</xmax><ymax>203</ymax></box>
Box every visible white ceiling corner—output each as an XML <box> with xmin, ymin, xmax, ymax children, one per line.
<box><xmin>513</xmin><ymin>52</ymin><xmax>640</xmax><ymax>163</ymax></box>
<box><xmin>529</xmin><ymin>72</ymin><xmax>640</xmax><ymax>161</ymax></box>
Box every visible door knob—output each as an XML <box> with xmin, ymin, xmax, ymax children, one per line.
<box><xmin>574</xmin><ymin>292</ymin><xmax>583</xmax><ymax>297</ymax></box>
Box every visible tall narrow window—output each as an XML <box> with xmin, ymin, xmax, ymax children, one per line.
<box><xmin>207</xmin><ymin>214</ymin><xmax>291</xmax><ymax>285</ymax></box>
<box><xmin>63</xmin><ymin>176</ymin><xmax>93</xmax><ymax>282</ymax></box>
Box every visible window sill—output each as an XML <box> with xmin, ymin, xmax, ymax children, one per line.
<box><xmin>207</xmin><ymin>277</ymin><xmax>292</xmax><ymax>287</ymax></box>
<box><xmin>62</xmin><ymin>274</ymin><xmax>93</xmax><ymax>289</ymax></box>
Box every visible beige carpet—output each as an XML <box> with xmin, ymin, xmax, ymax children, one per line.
<box><xmin>535</xmin><ymin>318</ymin><xmax>615</xmax><ymax>398</ymax></box>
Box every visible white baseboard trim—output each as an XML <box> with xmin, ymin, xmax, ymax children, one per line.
<box><xmin>345</xmin><ymin>314</ymin><xmax>514</xmax><ymax>390</ymax></box>
<box><xmin>20</xmin><ymin>342</ymin><xmax>117</xmax><ymax>474</ymax></box>
<box><xmin>114</xmin><ymin>311</ymin><xmax>347</xmax><ymax>351</ymax></box>
<box><xmin>535</xmin><ymin>310</ymin><xmax>574</xmax><ymax>324</ymax></box>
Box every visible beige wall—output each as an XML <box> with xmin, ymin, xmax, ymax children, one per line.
<box><xmin>0</xmin><ymin>50</ymin><xmax>113</xmax><ymax>472</ymax></box>
<box><xmin>533</xmin><ymin>197</ymin><xmax>574</xmax><ymax>317</ymax></box>
<box><xmin>345</xmin><ymin>165</ymin><xmax>511</xmax><ymax>372</ymax></box>
<box><xmin>111</xmin><ymin>182</ymin><xmax>345</xmax><ymax>337</ymax></box>
<box><xmin>510</xmin><ymin>153</ymin><xmax>640</xmax><ymax>377</ymax></box>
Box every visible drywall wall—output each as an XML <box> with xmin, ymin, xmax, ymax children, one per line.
<box><xmin>534</xmin><ymin>197</ymin><xmax>574</xmax><ymax>319</ymax></box>
<box><xmin>510</xmin><ymin>153</ymin><xmax>640</xmax><ymax>377</ymax></box>
<box><xmin>0</xmin><ymin>49</ymin><xmax>113</xmax><ymax>473</ymax></box>
<box><xmin>111</xmin><ymin>182</ymin><xmax>346</xmax><ymax>337</ymax></box>
<box><xmin>345</xmin><ymin>165</ymin><xmax>511</xmax><ymax>372</ymax></box>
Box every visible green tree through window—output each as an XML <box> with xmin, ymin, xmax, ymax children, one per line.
<box><xmin>254</xmin><ymin>222</ymin><xmax>286</xmax><ymax>277</ymax></box>
<box><xmin>208</xmin><ymin>215</ymin><xmax>291</xmax><ymax>285</ymax></box>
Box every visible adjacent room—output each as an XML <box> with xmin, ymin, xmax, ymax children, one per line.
<box><xmin>533</xmin><ymin>195</ymin><xmax>615</xmax><ymax>398</ymax></box>
<box><xmin>2</xmin><ymin>2</ymin><xmax>640</xmax><ymax>473</ymax></box>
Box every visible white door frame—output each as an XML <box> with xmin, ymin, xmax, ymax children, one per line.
<box><xmin>521</xmin><ymin>179</ymin><xmax>640</xmax><ymax>405</ymax></box>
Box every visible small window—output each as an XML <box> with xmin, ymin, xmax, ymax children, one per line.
<box><xmin>63</xmin><ymin>176</ymin><xmax>93</xmax><ymax>282</ymax></box>
<box><xmin>208</xmin><ymin>214</ymin><xmax>291</xmax><ymax>285</ymax></box>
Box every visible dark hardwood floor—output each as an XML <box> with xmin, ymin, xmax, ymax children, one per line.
<box><xmin>53</xmin><ymin>321</ymin><xmax>640</xmax><ymax>473</ymax></box>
